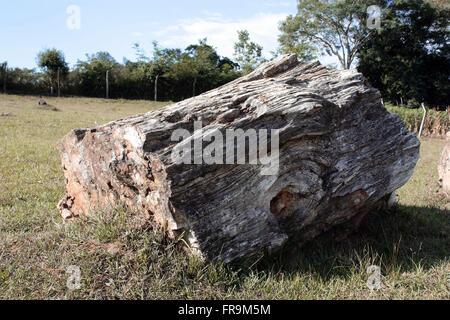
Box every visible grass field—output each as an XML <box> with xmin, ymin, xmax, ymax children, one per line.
<box><xmin>0</xmin><ymin>94</ymin><xmax>448</xmax><ymax>300</ymax></box>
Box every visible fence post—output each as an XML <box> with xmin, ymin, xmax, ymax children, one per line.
<box><xmin>106</xmin><ymin>70</ymin><xmax>109</xmax><ymax>99</ymax></box>
<box><xmin>192</xmin><ymin>77</ymin><xmax>197</xmax><ymax>97</ymax></box>
<box><xmin>418</xmin><ymin>103</ymin><xmax>427</xmax><ymax>138</ymax></box>
<box><xmin>2</xmin><ymin>62</ymin><xmax>6</xmax><ymax>94</ymax></box>
<box><xmin>154</xmin><ymin>74</ymin><xmax>159</xmax><ymax>102</ymax></box>
<box><xmin>57</xmin><ymin>67</ymin><xmax>61</xmax><ymax>97</ymax></box>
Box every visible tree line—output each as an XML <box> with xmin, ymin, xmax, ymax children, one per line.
<box><xmin>0</xmin><ymin>32</ymin><xmax>264</xmax><ymax>102</ymax></box>
<box><xmin>1</xmin><ymin>0</ymin><xmax>448</xmax><ymax>109</ymax></box>
<box><xmin>278</xmin><ymin>0</ymin><xmax>449</xmax><ymax>109</ymax></box>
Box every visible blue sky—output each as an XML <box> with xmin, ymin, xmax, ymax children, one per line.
<box><xmin>1</xmin><ymin>0</ymin><xmax>302</xmax><ymax>69</ymax></box>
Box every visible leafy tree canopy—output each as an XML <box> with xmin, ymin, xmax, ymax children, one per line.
<box><xmin>233</xmin><ymin>30</ymin><xmax>266</xmax><ymax>74</ymax></box>
<box><xmin>358</xmin><ymin>0</ymin><xmax>449</xmax><ymax>108</ymax></box>
<box><xmin>36</xmin><ymin>48</ymin><xmax>69</xmax><ymax>83</ymax></box>
<box><xmin>279</xmin><ymin>0</ymin><xmax>379</xmax><ymax>69</ymax></box>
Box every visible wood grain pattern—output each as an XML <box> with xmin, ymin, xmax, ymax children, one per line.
<box><xmin>57</xmin><ymin>54</ymin><xmax>420</xmax><ymax>262</ymax></box>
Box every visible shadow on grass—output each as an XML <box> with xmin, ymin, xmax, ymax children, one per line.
<box><xmin>35</xmin><ymin>104</ymin><xmax>60</xmax><ymax>112</ymax></box>
<box><xmin>247</xmin><ymin>204</ymin><xmax>449</xmax><ymax>279</ymax></box>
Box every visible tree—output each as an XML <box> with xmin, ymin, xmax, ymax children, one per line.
<box><xmin>37</xmin><ymin>48</ymin><xmax>69</xmax><ymax>95</ymax></box>
<box><xmin>73</xmin><ymin>51</ymin><xmax>119</xmax><ymax>98</ymax></box>
<box><xmin>176</xmin><ymin>39</ymin><xmax>237</xmax><ymax>97</ymax></box>
<box><xmin>358</xmin><ymin>0</ymin><xmax>450</xmax><ymax>109</ymax></box>
<box><xmin>233</xmin><ymin>30</ymin><xmax>265</xmax><ymax>74</ymax></box>
<box><xmin>169</xmin><ymin>40</ymin><xmax>213</xmax><ymax>98</ymax></box>
<box><xmin>425</xmin><ymin>0</ymin><xmax>449</xmax><ymax>9</ymax></box>
<box><xmin>279</xmin><ymin>0</ymin><xmax>379</xmax><ymax>70</ymax></box>
<box><xmin>150</xmin><ymin>41</ymin><xmax>184</xmax><ymax>101</ymax></box>
<box><xmin>133</xmin><ymin>43</ymin><xmax>150</xmax><ymax>62</ymax></box>
<box><xmin>1</xmin><ymin>62</ymin><xmax>7</xmax><ymax>94</ymax></box>
<box><xmin>11</xmin><ymin>42</ymin><xmax>240</xmax><ymax>101</ymax></box>
<box><xmin>277</xmin><ymin>30</ymin><xmax>318</xmax><ymax>62</ymax></box>
<box><xmin>152</xmin><ymin>39</ymin><xmax>239</xmax><ymax>101</ymax></box>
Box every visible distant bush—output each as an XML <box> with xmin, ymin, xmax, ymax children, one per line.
<box><xmin>2</xmin><ymin>68</ymin><xmax>49</xmax><ymax>96</ymax></box>
<box><xmin>387</xmin><ymin>105</ymin><xmax>449</xmax><ymax>137</ymax></box>
<box><xmin>1</xmin><ymin>41</ymin><xmax>242</xmax><ymax>102</ymax></box>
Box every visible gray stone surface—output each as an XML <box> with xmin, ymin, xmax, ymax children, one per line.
<box><xmin>57</xmin><ymin>54</ymin><xmax>420</xmax><ymax>262</ymax></box>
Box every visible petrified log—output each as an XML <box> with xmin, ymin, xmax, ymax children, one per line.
<box><xmin>57</xmin><ymin>54</ymin><xmax>420</xmax><ymax>262</ymax></box>
<box><xmin>438</xmin><ymin>132</ymin><xmax>450</xmax><ymax>196</ymax></box>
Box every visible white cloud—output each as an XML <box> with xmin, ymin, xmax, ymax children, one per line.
<box><xmin>147</xmin><ymin>10</ymin><xmax>342</xmax><ymax>69</ymax></box>
<box><xmin>151</xmin><ymin>12</ymin><xmax>288</xmax><ymax>58</ymax></box>
<box><xmin>263</xmin><ymin>1</ymin><xmax>294</xmax><ymax>8</ymax></box>
<box><xmin>200</xmin><ymin>10</ymin><xmax>224</xmax><ymax>21</ymax></box>
<box><xmin>131</xmin><ymin>32</ymin><xmax>144</xmax><ymax>38</ymax></box>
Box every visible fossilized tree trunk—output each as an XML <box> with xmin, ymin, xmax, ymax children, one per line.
<box><xmin>57</xmin><ymin>54</ymin><xmax>420</xmax><ymax>262</ymax></box>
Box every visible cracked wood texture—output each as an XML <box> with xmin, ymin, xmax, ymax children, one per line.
<box><xmin>57</xmin><ymin>54</ymin><xmax>420</xmax><ymax>263</ymax></box>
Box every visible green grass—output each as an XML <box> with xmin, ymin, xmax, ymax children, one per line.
<box><xmin>0</xmin><ymin>94</ymin><xmax>449</xmax><ymax>300</ymax></box>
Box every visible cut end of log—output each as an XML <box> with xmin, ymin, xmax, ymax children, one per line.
<box><xmin>57</xmin><ymin>55</ymin><xmax>420</xmax><ymax>263</ymax></box>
